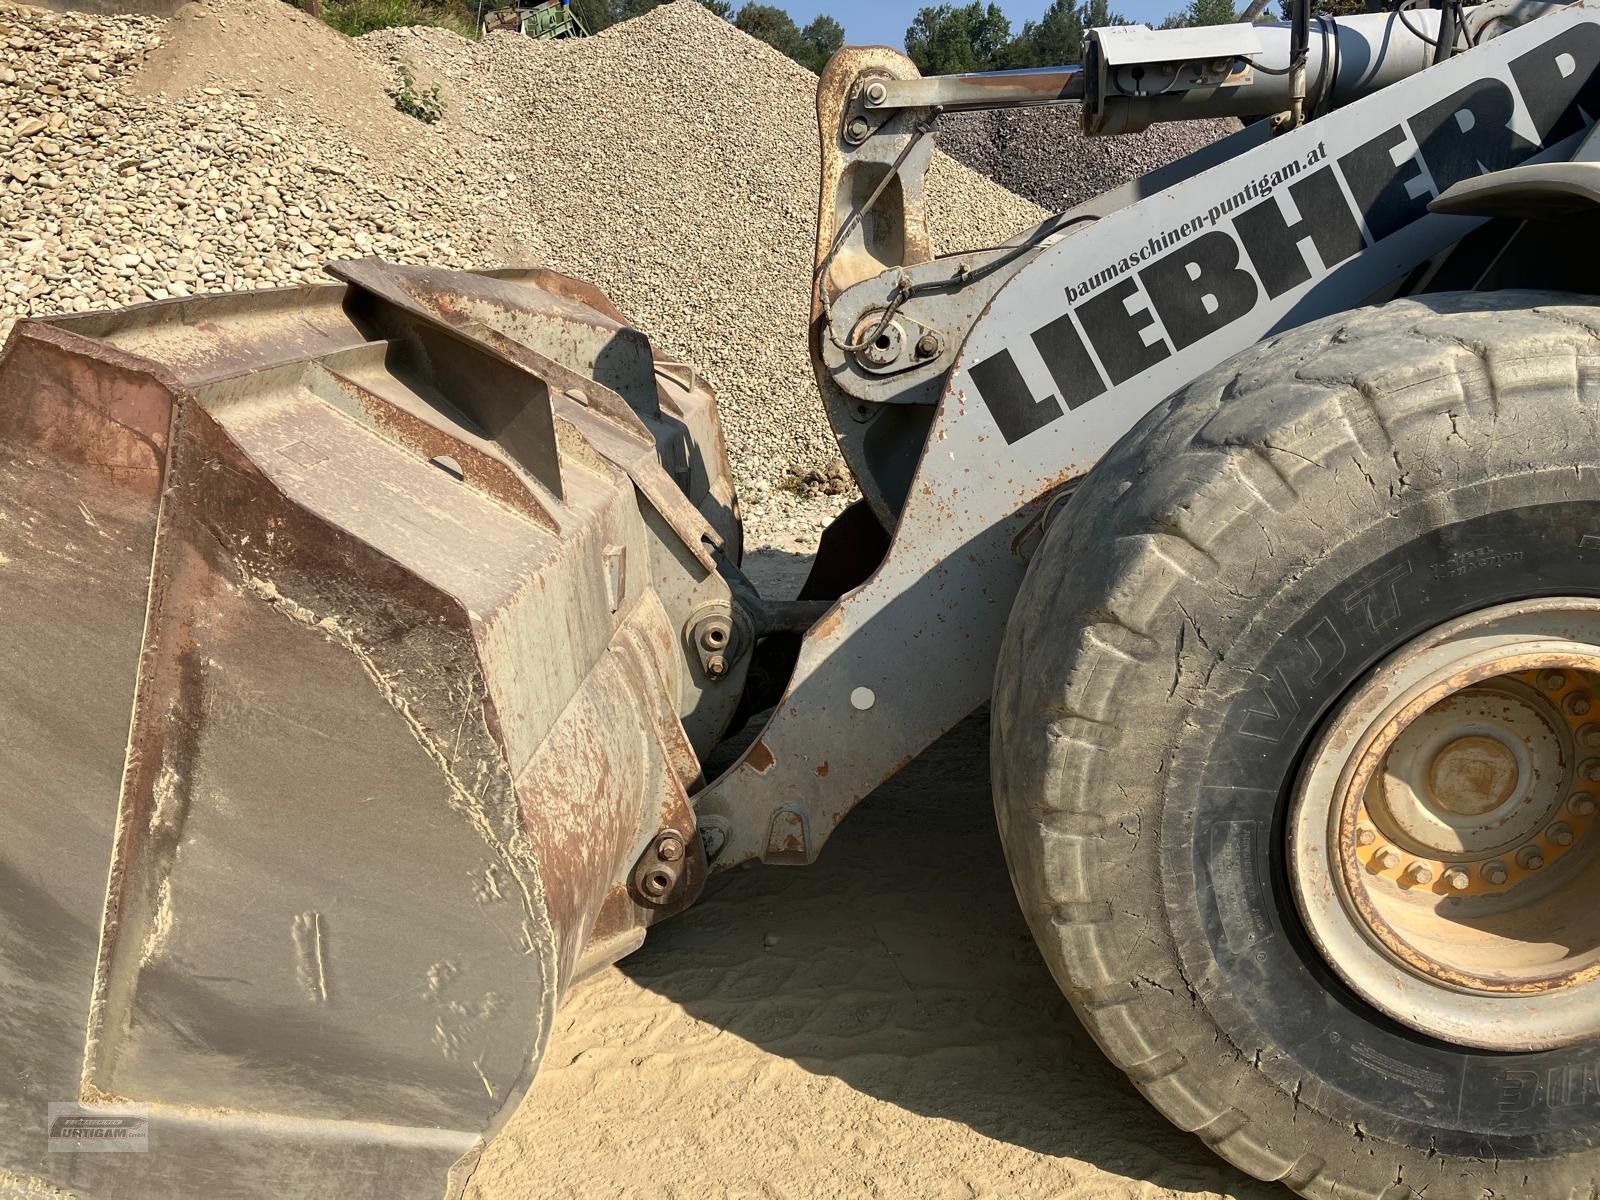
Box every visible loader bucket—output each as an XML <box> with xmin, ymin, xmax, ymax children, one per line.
<box><xmin>0</xmin><ymin>264</ymin><xmax>734</xmax><ymax>1198</ymax></box>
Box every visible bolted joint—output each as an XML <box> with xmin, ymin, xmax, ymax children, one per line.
<box><xmin>686</xmin><ymin>605</ymin><xmax>745</xmax><ymax>684</ymax></box>
<box><xmin>632</xmin><ymin>830</ymin><xmax>689</xmax><ymax>906</ymax></box>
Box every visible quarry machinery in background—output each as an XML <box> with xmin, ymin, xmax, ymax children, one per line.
<box><xmin>476</xmin><ymin>0</ymin><xmax>587</xmax><ymax>39</ymax></box>
<box><xmin>6</xmin><ymin>0</ymin><xmax>1600</xmax><ymax>1197</ymax></box>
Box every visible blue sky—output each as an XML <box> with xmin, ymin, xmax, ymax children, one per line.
<box><xmin>779</xmin><ymin>1</ymin><xmax>1187</xmax><ymax>48</ymax></box>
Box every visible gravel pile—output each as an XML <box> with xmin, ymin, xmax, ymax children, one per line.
<box><xmin>358</xmin><ymin>5</ymin><xmax>1044</xmax><ymax>535</ymax></box>
<box><xmin>0</xmin><ymin>0</ymin><xmax>1045</xmax><ymax>542</ymax></box>
<box><xmin>0</xmin><ymin>0</ymin><xmax>515</xmax><ymax>340</ymax></box>
<box><xmin>936</xmin><ymin>105</ymin><xmax>1241</xmax><ymax>212</ymax></box>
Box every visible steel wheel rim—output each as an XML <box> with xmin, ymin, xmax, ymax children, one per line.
<box><xmin>1289</xmin><ymin>599</ymin><xmax>1600</xmax><ymax>1051</ymax></box>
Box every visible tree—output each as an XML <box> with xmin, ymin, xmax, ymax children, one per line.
<box><xmin>801</xmin><ymin>13</ymin><xmax>844</xmax><ymax>70</ymax></box>
<box><xmin>1079</xmin><ymin>0</ymin><xmax>1129</xmax><ymax>30</ymax></box>
<box><xmin>905</xmin><ymin>3</ymin><xmax>1012</xmax><ymax>75</ymax></box>
<box><xmin>1007</xmin><ymin>0</ymin><xmax>1084</xmax><ymax>65</ymax></box>
<box><xmin>1006</xmin><ymin>0</ymin><xmax>1127</xmax><ymax>67</ymax></box>
<box><xmin>570</xmin><ymin>0</ymin><xmax>617</xmax><ymax>31</ymax></box>
<box><xmin>1164</xmin><ymin>0</ymin><xmax>1237</xmax><ymax>24</ymax></box>
<box><xmin>734</xmin><ymin>3</ymin><xmax>809</xmax><ymax>60</ymax></box>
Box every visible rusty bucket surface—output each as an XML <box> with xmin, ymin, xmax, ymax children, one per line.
<box><xmin>0</xmin><ymin>263</ymin><xmax>734</xmax><ymax>1198</ymax></box>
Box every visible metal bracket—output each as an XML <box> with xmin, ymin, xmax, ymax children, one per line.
<box><xmin>631</xmin><ymin>829</ymin><xmax>691</xmax><ymax>907</ymax></box>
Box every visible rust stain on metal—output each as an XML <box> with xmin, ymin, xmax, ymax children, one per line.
<box><xmin>1333</xmin><ymin>648</ymin><xmax>1600</xmax><ymax>997</ymax></box>
<box><xmin>747</xmin><ymin>739</ymin><xmax>775</xmax><ymax>774</ymax></box>
<box><xmin>811</xmin><ymin>605</ymin><xmax>845</xmax><ymax>642</ymax></box>
<box><xmin>764</xmin><ymin>807</ymin><xmax>808</xmax><ymax>864</ymax></box>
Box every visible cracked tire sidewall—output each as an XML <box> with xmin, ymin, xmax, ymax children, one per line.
<box><xmin>992</xmin><ymin>291</ymin><xmax>1600</xmax><ymax>1199</ymax></box>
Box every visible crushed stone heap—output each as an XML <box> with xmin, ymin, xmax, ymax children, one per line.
<box><xmin>936</xmin><ymin>104</ymin><xmax>1241</xmax><ymax>213</ymax></box>
<box><xmin>3</xmin><ymin>0</ymin><xmax>1224</xmax><ymax>541</ymax></box>
<box><xmin>0</xmin><ymin>0</ymin><xmax>503</xmax><ymax>330</ymax></box>
<box><xmin>358</xmin><ymin>4</ymin><xmax>1045</xmax><ymax>531</ymax></box>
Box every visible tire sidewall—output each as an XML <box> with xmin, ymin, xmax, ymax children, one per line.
<box><xmin>1162</xmin><ymin>490</ymin><xmax>1600</xmax><ymax>1158</ymax></box>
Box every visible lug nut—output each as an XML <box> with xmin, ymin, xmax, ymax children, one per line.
<box><xmin>1373</xmin><ymin>846</ymin><xmax>1401</xmax><ymax>871</ymax></box>
<box><xmin>1582</xmin><ymin>758</ymin><xmax>1600</xmax><ymax>784</ymax></box>
<box><xmin>1356</xmin><ymin>825</ymin><xmax>1376</xmax><ymax>847</ymax></box>
<box><xmin>1568</xmin><ymin>692</ymin><xmax>1594</xmax><ymax>717</ymax></box>
<box><xmin>1579</xmin><ymin>723</ymin><xmax>1600</xmax><ymax>750</ymax></box>
<box><xmin>1570</xmin><ymin>792</ymin><xmax>1598</xmax><ymax>816</ymax></box>
<box><xmin>1405</xmin><ymin>863</ymin><xmax>1434</xmax><ymax>886</ymax></box>
<box><xmin>1540</xmin><ymin>669</ymin><xmax>1568</xmax><ymax>692</ymax></box>
<box><xmin>1483</xmin><ymin>860</ymin><xmax>1509</xmax><ymax>885</ymax></box>
<box><xmin>1517</xmin><ymin>845</ymin><xmax>1545</xmax><ymax>871</ymax></box>
<box><xmin>1443</xmin><ymin>867</ymin><xmax>1471</xmax><ymax>891</ymax></box>
<box><xmin>1548</xmin><ymin>821</ymin><xmax>1575</xmax><ymax>847</ymax></box>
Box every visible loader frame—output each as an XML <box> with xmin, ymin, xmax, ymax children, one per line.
<box><xmin>6</xmin><ymin>5</ymin><xmax>1600</xmax><ymax>1196</ymax></box>
<box><xmin>695</xmin><ymin>2</ymin><xmax>1600</xmax><ymax>875</ymax></box>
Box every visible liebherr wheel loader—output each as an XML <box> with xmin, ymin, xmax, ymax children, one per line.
<box><xmin>7</xmin><ymin>0</ymin><xmax>1600</xmax><ymax>1195</ymax></box>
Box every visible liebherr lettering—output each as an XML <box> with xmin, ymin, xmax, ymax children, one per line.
<box><xmin>969</xmin><ymin>24</ymin><xmax>1600</xmax><ymax>445</ymax></box>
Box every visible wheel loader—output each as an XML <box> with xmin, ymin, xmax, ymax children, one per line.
<box><xmin>7</xmin><ymin>0</ymin><xmax>1600</xmax><ymax>1195</ymax></box>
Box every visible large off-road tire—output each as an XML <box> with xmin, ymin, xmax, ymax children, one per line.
<box><xmin>992</xmin><ymin>292</ymin><xmax>1600</xmax><ymax>1198</ymax></box>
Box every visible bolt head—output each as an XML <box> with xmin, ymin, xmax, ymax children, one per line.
<box><xmin>915</xmin><ymin>332</ymin><xmax>941</xmax><ymax>359</ymax></box>
<box><xmin>845</xmin><ymin>116</ymin><xmax>870</xmax><ymax>142</ymax></box>
<box><xmin>864</xmin><ymin>80</ymin><xmax>887</xmax><ymax>105</ymax></box>
<box><xmin>1549</xmin><ymin>822</ymin><xmax>1575</xmax><ymax>847</ymax></box>
<box><xmin>1443</xmin><ymin>868</ymin><xmax>1471</xmax><ymax>891</ymax></box>
<box><xmin>1541</xmin><ymin>669</ymin><xmax>1567</xmax><ymax>691</ymax></box>
<box><xmin>1517</xmin><ymin>845</ymin><xmax>1545</xmax><ymax>871</ymax></box>
<box><xmin>1568</xmin><ymin>693</ymin><xmax>1594</xmax><ymax>717</ymax></box>
<box><xmin>1483</xmin><ymin>861</ymin><xmax>1509</xmax><ymax>885</ymax></box>
<box><xmin>1571</xmin><ymin>793</ymin><xmax>1598</xmax><ymax>816</ymax></box>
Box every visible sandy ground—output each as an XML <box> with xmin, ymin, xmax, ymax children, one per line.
<box><xmin>467</xmin><ymin>549</ymin><xmax>1275</xmax><ymax>1200</ymax></box>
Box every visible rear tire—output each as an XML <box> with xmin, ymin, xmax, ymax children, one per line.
<box><xmin>992</xmin><ymin>292</ymin><xmax>1600</xmax><ymax>1198</ymax></box>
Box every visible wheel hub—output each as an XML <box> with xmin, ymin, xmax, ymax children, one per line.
<box><xmin>1427</xmin><ymin>732</ymin><xmax>1520</xmax><ymax>815</ymax></box>
<box><xmin>1290</xmin><ymin>600</ymin><xmax>1600</xmax><ymax>1050</ymax></box>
